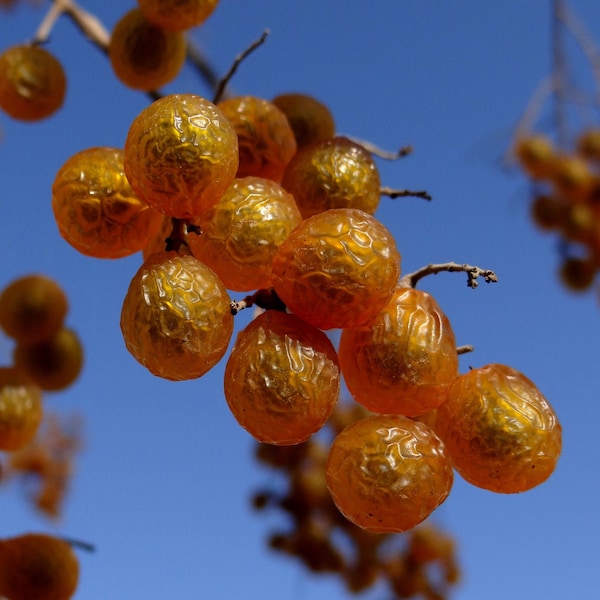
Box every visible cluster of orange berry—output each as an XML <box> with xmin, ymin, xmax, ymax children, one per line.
<box><xmin>253</xmin><ymin>402</ymin><xmax>460</xmax><ymax>599</ymax></box>
<box><xmin>514</xmin><ymin>131</ymin><xmax>600</xmax><ymax>292</ymax></box>
<box><xmin>47</xmin><ymin>83</ymin><xmax>562</xmax><ymax>535</ymax></box>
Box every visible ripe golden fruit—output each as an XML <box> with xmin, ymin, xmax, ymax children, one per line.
<box><xmin>0</xmin><ymin>45</ymin><xmax>66</xmax><ymax>121</ymax></box>
<box><xmin>137</xmin><ymin>0</ymin><xmax>220</xmax><ymax>31</ymax></box>
<box><xmin>124</xmin><ymin>94</ymin><xmax>239</xmax><ymax>218</ymax></box>
<box><xmin>120</xmin><ymin>252</ymin><xmax>233</xmax><ymax>380</ymax></box>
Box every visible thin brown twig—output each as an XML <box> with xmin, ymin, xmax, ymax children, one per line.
<box><xmin>381</xmin><ymin>186</ymin><xmax>432</xmax><ymax>201</ymax></box>
<box><xmin>399</xmin><ymin>262</ymin><xmax>498</xmax><ymax>289</ymax></box>
<box><xmin>456</xmin><ymin>344</ymin><xmax>474</xmax><ymax>355</ymax></box>
<box><xmin>213</xmin><ymin>29</ymin><xmax>270</xmax><ymax>105</ymax></box>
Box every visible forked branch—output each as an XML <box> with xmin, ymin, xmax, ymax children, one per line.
<box><xmin>400</xmin><ymin>262</ymin><xmax>498</xmax><ymax>289</ymax></box>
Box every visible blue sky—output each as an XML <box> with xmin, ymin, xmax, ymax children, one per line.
<box><xmin>1</xmin><ymin>1</ymin><xmax>600</xmax><ymax>599</ymax></box>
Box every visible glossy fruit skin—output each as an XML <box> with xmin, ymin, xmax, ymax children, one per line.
<box><xmin>0</xmin><ymin>275</ymin><xmax>68</xmax><ymax>344</ymax></box>
<box><xmin>109</xmin><ymin>8</ymin><xmax>186</xmax><ymax>91</ymax></box>
<box><xmin>271</xmin><ymin>208</ymin><xmax>401</xmax><ymax>330</ymax></box>
<box><xmin>120</xmin><ymin>252</ymin><xmax>233</xmax><ymax>380</ymax></box>
<box><xmin>52</xmin><ymin>147</ymin><xmax>164</xmax><ymax>259</ymax></box>
<box><xmin>13</xmin><ymin>327</ymin><xmax>84</xmax><ymax>392</ymax></box>
<box><xmin>224</xmin><ymin>310</ymin><xmax>340</xmax><ymax>445</ymax></box>
<box><xmin>272</xmin><ymin>92</ymin><xmax>335</xmax><ymax>149</ymax></box>
<box><xmin>282</xmin><ymin>136</ymin><xmax>380</xmax><ymax>219</ymax></box>
<box><xmin>137</xmin><ymin>0</ymin><xmax>219</xmax><ymax>31</ymax></box>
<box><xmin>217</xmin><ymin>96</ymin><xmax>297</xmax><ymax>182</ymax></box>
<box><xmin>338</xmin><ymin>287</ymin><xmax>458</xmax><ymax>417</ymax></box>
<box><xmin>326</xmin><ymin>415</ymin><xmax>453</xmax><ymax>533</ymax></box>
<box><xmin>0</xmin><ymin>45</ymin><xmax>66</xmax><ymax>121</ymax></box>
<box><xmin>433</xmin><ymin>364</ymin><xmax>562</xmax><ymax>493</ymax></box>
<box><xmin>0</xmin><ymin>367</ymin><xmax>43</xmax><ymax>451</ymax></box>
<box><xmin>0</xmin><ymin>533</ymin><xmax>79</xmax><ymax>600</ymax></box>
<box><xmin>189</xmin><ymin>177</ymin><xmax>302</xmax><ymax>291</ymax></box>
<box><xmin>124</xmin><ymin>94</ymin><xmax>239</xmax><ymax>218</ymax></box>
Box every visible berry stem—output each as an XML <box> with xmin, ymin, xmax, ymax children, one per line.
<box><xmin>346</xmin><ymin>138</ymin><xmax>414</xmax><ymax>160</ymax></box>
<box><xmin>230</xmin><ymin>288</ymin><xmax>286</xmax><ymax>316</ymax></box>
<box><xmin>399</xmin><ymin>262</ymin><xmax>498</xmax><ymax>289</ymax></box>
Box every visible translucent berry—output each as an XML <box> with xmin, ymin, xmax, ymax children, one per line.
<box><xmin>550</xmin><ymin>154</ymin><xmax>595</xmax><ymax>203</ymax></box>
<box><xmin>271</xmin><ymin>208</ymin><xmax>401</xmax><ymax>329</ymax></box>
<box><xmin>124</xmin><ymin>93</ymin><xmax>239</xmax><ymax>218</ymax></box>
<box><xmin>282</xmin><ymin>137</ymin><xmax>380</xmax><ymax>219</ymax></box>
<box><xmin>137</xmin><ymin>0</ymin><xmax>219</xmax><ymax>31</ymax></box>
<box><xmin>224</xmin><ymin>310</ymin><xmax>340</xmax><ymax>445</ymax></box>
<box><xmin>559</xmin><ymin>256</ymin><xmax>597</xmax><ymax>291</ymax></box>
<box><xmin>120</xmin><ymin>252</ymin><xmax>233</xmax><ymax>380</ymax></box>
<box><xmin>577</xmin><ymin>128</ymin><xmax>600</xmax><ymax>162</ymax></box>
<box><xmin>338</xmin><ymin>287</ymin><xmax>458</xmax><ymax>416</ymax></box>
<box><xmin>326</xmin><ymin>414</ymin><xmax>453</xmax><ymax>533</ymax></box>
<box><xmin>0</xmin><ymin>44</ymin><xmax>66</xmax><ymax>121</ymax></box>
<box><xmin>0</xmin><ymin>366</ymin><xmax>43</xmax><ymax>451</ymax></box>
<box><xmin>109</xmin><ymin>8</ymin><xmax>186</xmax><ymax>91</ymax></box>
<box><xmin>0</xmin><ymin>274</ymin><xmax>68</xmax><ymax>344</ymax></box>
<box><xmin>272</xmin><ymin>92</ymin><xmax>335</xmax><ymax>148</ymax></box>
<box><xmin>433</xmin><ymin>364</ymin><xmax>562</xmax><ymax>493</ymax></box>
<box><xmin>13</xmin><ymin>327</ymin><xmax>84</xmax><ymax>392</ymax></box>
<box><xmin>530</xmin><ymin>194</ymin><xmax>566</xmax><ymax>231</ymax></box>
<box><xmin>52</xmin><ymin>147</ymin><xmax>164</xmax><ymax>259</ymax></box>
<box><xmin>0</xmin><ymin>533</ymin><xmax>79</xmax><ymax>600</ymax></box>
<box><xmin>188</xmin><ymin>177</ymin><xmax>302</xmax><ymax>291</ymax></box>
<box><xmin>513</xmin><ymin>134</ymin><xmax>555</xmax><ymax>180</ymax></box>
<box><xmin>217</xmin><ymin>95</ymin><xmax>297</xmax><ymax>182</ymax></box>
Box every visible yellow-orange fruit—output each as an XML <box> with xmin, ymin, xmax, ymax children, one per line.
<box><xmin>217</xmin><ymin>95</ymin><xmax>297</xmax><ymax>182</ymax></box>
<box><xmin>513</xmin><ymin>134</ymin><xmax>556</xmax><ymax>180</ymax></box>
<box><xmin>0</xmin><ymin>45</ymin><xmax>66</xmax><ymax>121</ymax></box>
<box><xmin>326</xmin><ymin>415</ymin><xmax>453</xmax><ymax>533</ymax></box>
<box><xmin>272</xmin><ymin>92</ymin><xmax>335</xmax><ymax>148</ymax></box>
<box><xmin>0</xmin><ymin>533</ymin><xmax>79</xmax><ymax>600</ymax></box>
<box><xmin>0</xmin><ymin>366</ymin><xmax>43</xmax><ymax>451</ymax></box>
<box><xmin>137</xmin><ymin>0</ymin><xmax>219</xmax><ymax>31</ymax></box>
<box><xmin>433</xmin><ymin>364</ymin><xmax>562</xmax><ymax>493</ymax></box>
<box><xmin>224</xmin><ymin>310</ymin><xmax>340</xmax><ymax>445</ymax></box>
<box><xmin>0</xmin><ymin>275</ymin><xmax>68</xmax><ymax>344</ymax></box>
<box><xmin>281</xmin><ymin>136</ymin><xmax>380</xmax><ymax>218</ymax></box>
<box><xmin>271</xmin><ymin>208</ymin><xmax>401</xmax><ymax>329</ymax></box>
<box><xmin>188</xmin><ymin>177</ymin><xmax>302</xmax><ymax>291</ymax></box>
<box><xmin>124</xmin><ymin>94</ymin><xmax>239</xmax><ymax>218</ymax></box>
<box><xmin>109</xmin><ymin>8</ymin><xmax>186</xmax><ymax>91</ymax></box>
<box><xmin>13</xmin><ymin>327</ymin><xmax>84</xmax><ymax>392</ymax></box>
<box><xmin>338</xmin><ymin>287</ymin><xmax>458</xmax><ymax>416</ymax></box>
<box><xmin>120</xmin><ymin>252</ymin><xmax>233</xmax><ymax>380</ymax></box>
<box><xmin>52</xmin><ymin>147</ymin><xmax>164</xmax><ymax>259</ymax></box>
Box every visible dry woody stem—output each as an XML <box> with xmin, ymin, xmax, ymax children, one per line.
<box><xmin>400</xmin><ymin>262</ymin><xmax>498</xmax><ymax>289</ymax></box>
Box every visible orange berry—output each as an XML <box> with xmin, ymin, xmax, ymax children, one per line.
<box><xmin>224</xmin><ymin>310</ymin><xmax>340</xmax><ymax>445</ymax></box>
<box><xmin>513</xmin><ymin>134</ymin><xmax>555</xmax><ymax>180</ymax></box>
<box><xmin>550</xmin><ymin>154</ymin><xmax>595</xmax><ymax>203</ymax></box>
<box><xmin>217</xmin><ymin>95</ymin><xmax>297</xmax><ymax>182</ymax></box>
<box><xmin>0</xmin><ymin>45</ymin><xmax>66</xmax><ymax>121</ymax></box>
<box><xmin>137</xmin><ymin>0</ymin><xmax>219</xmax><ymax>31</ymax></box>
<box><xmin>109</xmin><ymin>8</ymin><xmax>186</xmax><ymax>91</ymax></box>
<box><xmin>120</xmin><ymin>252</ymin><xmax>233</xmax><ymax>380</ymax></box>
<box><xmin>282</xmin><ymin>136</ymin><xmax>380</xmax><ymax>218</ymax></box>
<box><xmin>433</xmin><ymin>364</ymin><xmax>562</xmax><ymax>493</ymax></box>
<box><xmin>0</xmin><ymin>366</ymin><xmax>43</xmax><ymax>451</ymax></box>
<box><xmin>188</xmin><ymin>177</ymin><xmax>302</xmax><ymax>291</ymax></box>
<box><xmin>0</xmin><ymin>274</ymin><xmax>68</xmax><ymax>344</ymax></box>
<box><xmin>271</xmin><ymin>208</ymin><xmax>401</xmax><ymax>329</ymax></box>
<box><xmin>52</xmin><ymin>147</ymin><xmax>164</xmax><ymax>259</ymax></box>
<box><xmin>576</xmin><ymin>128</ymin><xmax>600</xmax><ymax>162</ymax></box>
<box><xmin>0</xmin><ymin>533</ymin><xmax>79</xmax><ymax>600</ymax></box>
<box><xmin>13</xmin><ymin>327</ymin><xmax>84</xmax><ymax>392</ymax></box>
<box><xmin>326</xmin><ymin>415</ymin><xmax>453</xmax><ymax>533</ymax></box>
<box><xmin>338</xmin><ymin>287</ymin><xmax>458</xmax><ymax>416</ymax></box>
<box><xmin>124</xmin><ymin>94</ymin><xmax>239</xmax><ymax>218</ymax></box>
<box><xmin>272</xmin><ymin>92</ymin><xmax>335</xmax><ymax>148</ymax></box>
<box><xmin>559</xmin><ymin>256</ymin><xmax>597</xmax><ymax>291</ymax></box>
<box><xmin>529</xmin><ymin>194</ymin><xmax>566</xmax><ymax>231</ymax></box>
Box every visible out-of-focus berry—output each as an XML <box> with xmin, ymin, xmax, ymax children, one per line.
<box><xmin>137</xmin><ymin>0</ymin><xmax>219</xmax><ymax>31</ymax></box>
